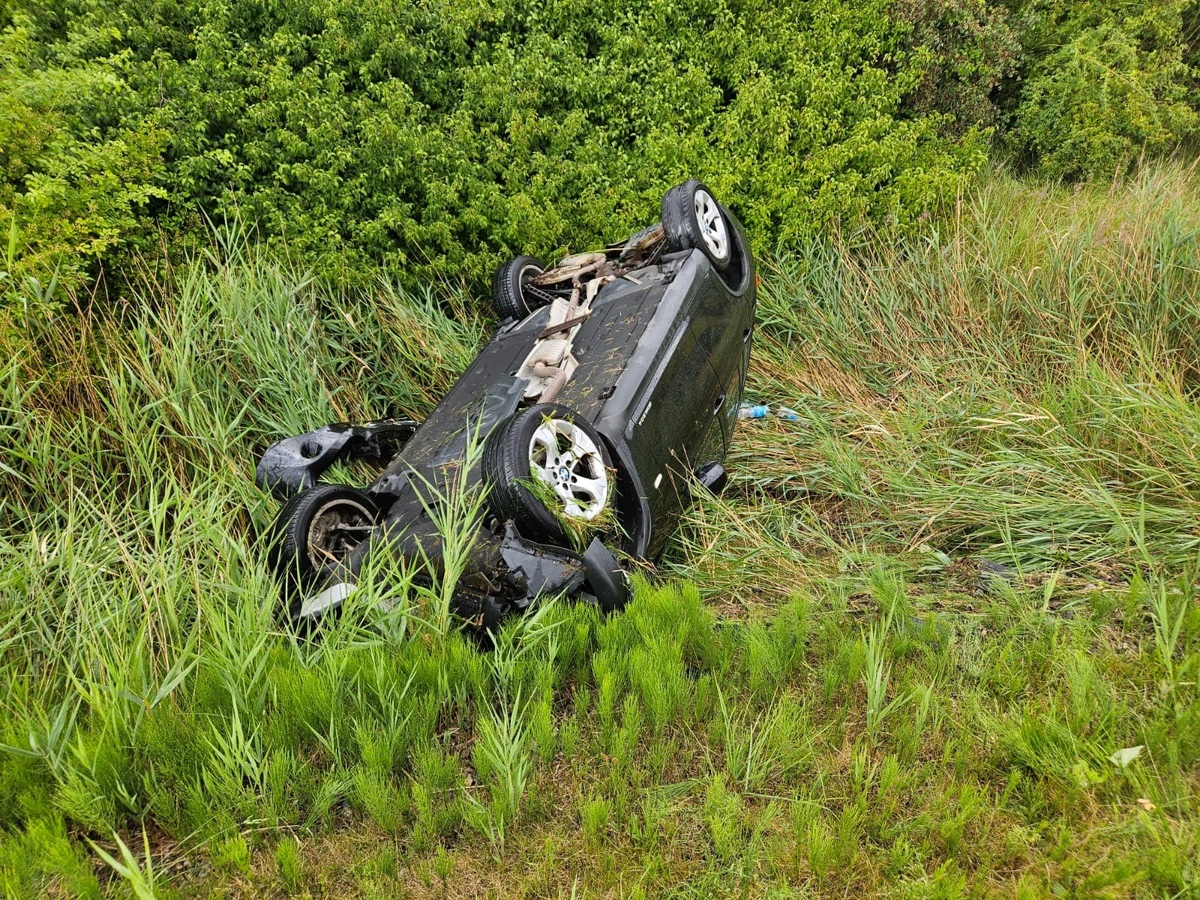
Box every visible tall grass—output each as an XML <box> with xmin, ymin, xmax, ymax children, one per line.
<box><xmin>675</xmin><ymin>161</ymin><xmax>1200</xmax><ymax>602</ymax></box>
<box><xmin>1</xmin><ymin>167</ymin><xmax>1198</xmax><ymax>896</ymax></box>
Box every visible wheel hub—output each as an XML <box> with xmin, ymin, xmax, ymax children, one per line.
<box><xmin>528</xmin><ymin>418</ymin><xmax>609</xmax><ymax>521</ymax></box>
<box><xmin>694</xmin><ymin>189</ymin><xmax>729</xmax><ymax>261</ymax></box>
<box><xmin>307</xmin><ymin>499</ymin><xmax>374</xmax><ymax>564</ymax></box>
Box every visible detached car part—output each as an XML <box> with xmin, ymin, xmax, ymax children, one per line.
<box><xmin>256</xmin><ymin>180</ymin><xmax>756</xmax><ymax>626</ymax></box>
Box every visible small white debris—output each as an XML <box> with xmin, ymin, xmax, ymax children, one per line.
<box><xmin>1109</xmin><ymin>746</ymin><xmax>1144</xmax><ymax>768</ymax></box>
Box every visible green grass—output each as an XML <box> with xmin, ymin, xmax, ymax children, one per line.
<box><xmin>2</xmin><ymin>164</ymin><xmax>1200</xmax><ymax>897</ymax></box>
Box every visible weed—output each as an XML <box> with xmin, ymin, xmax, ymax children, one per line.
<box><xmin>580</xmin><ymin>796</ymin><xmax>612</xmax><ymax>851</ymax></box>
<box><xmin>352</xmin><ymin>767</ymin><xmax>410</xmax><ymax>835</ymax></box>
<box><xmin>409</xmin><ymin>745</ymin><xmax>464</xmax><ymax>854</ymax></box>
<box><xmin>1146</xmin><ymin>575</ymin><xmax>1193</xmax><ymax>710</ymax></box>
<box><xmin>88</xmin><ymin>829</ymin><xmax>158</xmax><ymax>900</ymax></box>
<box><xmin>863</xmin><ymin>612</ymin><xmax>911</xmax><ymax>745</ymax></box>
<box><xmin>703</xmin><ymin>773</ymin><xmax>744</xmax><ymax>864</ymax></box>
<box><xmin>275</xmin><ymin>837</ymin><xmax>304</xmax><ymax>892</ymax></box>
<box><xmin>712</xmin><ymin>683</ymin><xmax>811</xmax><ymax>793</ymax></box>
<box><xmin>407</xmin><ymin>423</ymin><xmax>494</xmax><ymax>640</ymax></box>
<box><xmin>516</xmin><ymin>455</ymin><xmax>622</xmax><ymax>555</ymax></box>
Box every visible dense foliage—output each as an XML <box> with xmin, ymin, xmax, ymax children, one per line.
<box><xmin>1006</xmin><ymin>0</ymin><xmax>1199</xmax><ymax>179</ymax></box>
<box><xmin>3</xmin><ymin>0</ymin><xmax>1194</xmax><ymax>302</ymax></box>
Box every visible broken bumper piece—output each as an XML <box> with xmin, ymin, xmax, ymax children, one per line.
<box><xmin>256</xmin><ymin>419</ymin><xmax>419</xmax><ymax>501</ymax></box>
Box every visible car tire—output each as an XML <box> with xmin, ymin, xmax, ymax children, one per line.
<box><xmin>268</xmin><ymin>483</ymin><xmax>378</xmax><ymax>598</ymax></box>
<box><xmin>661</xmin><ymin>180</ymin><xmax>732</xmax><ymax>271</ymax></box>
<box><xmin>482</xmin><ymin>403</ymin><xmax>613</xmax><ymax>542</ymax></box>
<box><xmin>492</xmin><ymin>256</ymin><xmax>546</xmax><ymax>321</ymax></box>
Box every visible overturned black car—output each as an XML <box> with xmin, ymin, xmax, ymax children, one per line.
<box><xmin>257</xmin><ymin>180</ymin><xmax>756</xmax><ymax>627</ymax></box>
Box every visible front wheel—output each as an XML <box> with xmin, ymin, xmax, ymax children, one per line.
<box><xmin>661</xmin><ymin>180</ymin><xmax>732</xmax><ymax>271</ymax></box>
<box><xmin>267</xmin><ymin>484</ymin><xmax>378</xmax><ymax>606</ymax></box>
<box><xmin>482</xmin><ymin>403</ymin><xmax>613</xmax><ymax>543</ymax></box>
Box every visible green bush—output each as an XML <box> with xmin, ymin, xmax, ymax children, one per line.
<box><xmin>1005</xmin><ymin>0</ymin><xmax>1198</xmax><ymax>179</ymax></box>
<box><xmin>894</xmin><ymin>0</ymin><xmax>1020</xmax><ymax>135</ymax></box>
<box><xmin>0</xmin><ymin>17</ymin><xmax>167</xmax><ymax>306</ymax></box>
<box><xmin>1</xmin><ymin>0</ymin><xmax>988</xmax><ymax>300</ymax></box>
<box><xmin>3</xmin><ymin>0</ymin><xmax>1197</xmax><ymax>303</ymax></box>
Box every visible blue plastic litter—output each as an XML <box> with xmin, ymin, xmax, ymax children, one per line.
<box><xmin>738</xmin><ymin>403</ymin><xmax>800</xmax><ymax>421</ymax></box>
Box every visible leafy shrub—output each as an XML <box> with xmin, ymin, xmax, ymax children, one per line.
<box><xmin>0</xmin><ymin>18</ymin><xmax>167</xmax><ymax>311</ymax></box>
<box><xmin>1</xmin><ymin>0</ymin><xmax>988</xmax><ymax>301</ymax></box>
<box><xmin>4</xmin><ymin>0</ymin><xmax>1197</xmax><ymax>305</ymax></box>
<box><xmin>894</xmin><ymin>0</ymin><xmax>1020</xmax><ymax>134</ymax></box>
<box><xmin>1006</xmin><ymin>0</ymin><xmax>1198</xmax><ymax>179</ymax></box>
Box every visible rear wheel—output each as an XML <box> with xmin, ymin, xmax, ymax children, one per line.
<box><xmin>482</xmin><ymin>403</ymin><xmax>612</xmax><ymax>543</ymax></box>
<box><xmin>661</xmin><ymin>180</ymin><xmax>732</xmax><ymax>271</ymax></box>
<box><xmin>268</xmin><ymin>484</ymin><xmax>378</xmax><ymax>607</ymax></box>
<box><xmin>492</xmin><ymin>256</ymin><xmax>546</xmax><ymax>321</ymax></box>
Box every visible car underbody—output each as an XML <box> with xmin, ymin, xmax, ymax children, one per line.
<box><xmin>257</xmin><ymin>181</ymin><xmax>756</xmax><ymax>628</ymax></box>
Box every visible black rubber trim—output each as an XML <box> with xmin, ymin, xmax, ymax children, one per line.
<box><xmin>582</xmin><ymin>537</ymin><xmax>631</xmax><ymax>612</ymax></box>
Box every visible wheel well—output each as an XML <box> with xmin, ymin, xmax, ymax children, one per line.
<box><xmin>597</xmin><ymin>432</ymin><xmax>651</xmax><ymax>558</ymax></box>
<box><xmin>715</xmin><ymin>204</ymin><xmax>751</xmax><ymax>293</ymax></box>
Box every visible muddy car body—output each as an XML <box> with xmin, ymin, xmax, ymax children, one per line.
<box><xmin>258</xmin><ymin>181</ymin><xmax>756</xmax><ymax>627</ymax></box>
